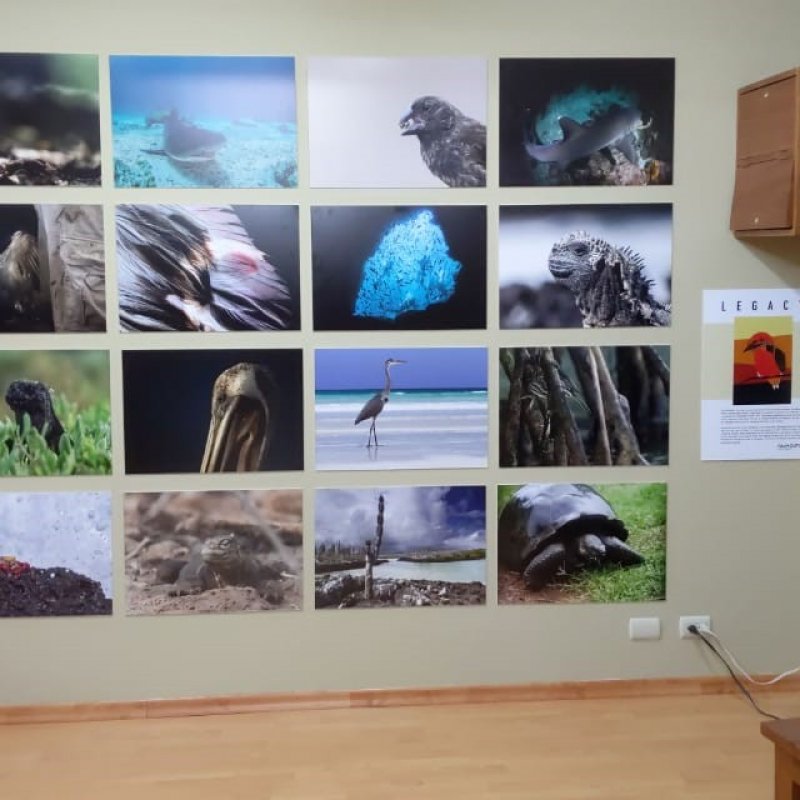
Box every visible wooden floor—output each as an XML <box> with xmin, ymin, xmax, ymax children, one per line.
<box><xmin>1</xmin><ymin>690</ymin><xmax>798</xmax><ymax>799</ymax></box>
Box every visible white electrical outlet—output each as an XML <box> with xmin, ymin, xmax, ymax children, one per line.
<box><xmin>679</xmin><ymin>615</ymin><xmax>712</xmax><ymax>639</ymax></box>
<box><xmin>629</xmin><ymin>617</ymin><xmax>661</xmax><ymax>640</ymax></box>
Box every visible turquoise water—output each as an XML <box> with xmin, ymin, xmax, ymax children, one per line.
<box><xmin>315</xmin><ymin>389</ymin><xmax>488</xmax><ymax>470</ymax></box>
<box><xmin>339</xmin><ymin>558</ymin><xmax>486</xmax><ymax>584</ymax></box>
<box><xmin>113</xmin><ymin>115</ymin><xmax>298</xmax><ymax>188</ymax></box>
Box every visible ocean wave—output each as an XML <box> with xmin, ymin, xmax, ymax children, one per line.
<box><xmin>316</xmin><ymin>401</ymin><xmax>487</xmax><ymax>414</ymax></box>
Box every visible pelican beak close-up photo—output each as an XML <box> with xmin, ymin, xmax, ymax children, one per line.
<box><xmin>200</xmin><ymin>362</ymin><xmax>275</xmax><ymax>472</ymax></box>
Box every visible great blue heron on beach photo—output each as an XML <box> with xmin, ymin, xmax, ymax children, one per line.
<box><xmin>354</xmin><ymin>358</ymin><xmax>406</xmax><ymax>447</ymax></box>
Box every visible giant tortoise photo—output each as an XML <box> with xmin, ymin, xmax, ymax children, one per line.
<box><xmin>498</xmin><ymin>483</ymin><xmax>645</xmax><ymax>591</ymax></box>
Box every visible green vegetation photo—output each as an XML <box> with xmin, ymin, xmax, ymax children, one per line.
<box><xmin>0</xmin><ymin>394</ymin><xmax>111</xmax><ymax>476</ymax></box>
<box><xmin>498</xmin><ymin>483</ymin><xmax>667</xmax><ymax>603</ymax></box>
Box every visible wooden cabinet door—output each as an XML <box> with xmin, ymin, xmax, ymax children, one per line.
<box><xmin>737</xmin><ymin>76</ymin><xmax>796</xmax><ymax>163</ymax></box>
<box><xmin>731</xmin><ymin>157</ymin><xmax>794</xmax><ymax>231</ymax></box>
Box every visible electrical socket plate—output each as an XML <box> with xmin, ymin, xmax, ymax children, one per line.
<box><xmin>629</xmin><ymin>617</ymin><xmax>662</xmax><ymax>641</ymax></box>
<box><xmin>679</xmin><ymin>615</ymin><xmax>712</xmax><ymax>639</ymax></box>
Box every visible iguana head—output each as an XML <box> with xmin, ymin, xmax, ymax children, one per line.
<box><xmin>547</xmin><ymin>230</ymin><xmax>616</xmax><ymax>292</ymax></box>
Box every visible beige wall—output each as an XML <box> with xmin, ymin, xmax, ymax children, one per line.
<box><xmin>3</xmin><ymin>0</ymin><xmax>800</xmax><ymax>706</ymax></box>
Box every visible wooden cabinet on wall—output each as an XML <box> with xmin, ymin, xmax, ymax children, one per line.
<box><xmin>730</xmin><ymin>67</ymin><xmax>800</xmax><ymax>237</ymax></box>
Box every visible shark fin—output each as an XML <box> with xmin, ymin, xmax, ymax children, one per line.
<box><xmin>557</xmin><ymin>117</ymin><xmax>584</xmax><ymax>139</ymax></box>
<box><xmin>614</xmin><ymin>133</ymin><xmax>638</xmax><ymax>165</ymax></box>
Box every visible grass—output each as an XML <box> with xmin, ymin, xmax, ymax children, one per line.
<box><xmin>0</xmin><ymin>394</ymin><xmax>112</xmax><ymax>476</ymax></box>
<box><xmin>498</xmin><ymin>483</ymin><xmax>667</xmax><ymax>603</ymax></box>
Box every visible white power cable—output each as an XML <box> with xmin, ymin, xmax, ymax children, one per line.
<box><xmin>694</xmin><ymin>625</ymin><xmax>800</xmax><ymax>686</ymax></box>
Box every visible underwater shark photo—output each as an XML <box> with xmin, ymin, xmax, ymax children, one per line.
<box><xmin>311</xmin><ymin>206</ymin><xmax>486</xmax><ymax>331</ymax></box>
<box><xmin>500</xmin><ymin>58</ymin><xmax>675</xmax><ymax>187</ymax></box>
<box><xmin>111</xmin><ymin>56</ymin><xmax>297</xmax><ymax>188</ymax></box>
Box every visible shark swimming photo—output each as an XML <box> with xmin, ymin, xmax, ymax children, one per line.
<box><xmin>111</xmin><ymin>56</ymin><xmax>298</xmax><ymax>189</ymax></box>
<box><xmin>500</xmin><ymin>58</ymin><xmax>674</xmax><ymax>187</ymax></box>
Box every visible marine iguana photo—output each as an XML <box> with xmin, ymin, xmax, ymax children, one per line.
<box><xmin>547</xmin><ymin>230</ymin><xmax>671</xmax><ymax>327</ymax></box>
<box><xmin>4</xmin><ymin>379</ymin><xmax>65</xmax><ymax>451</ymax></box>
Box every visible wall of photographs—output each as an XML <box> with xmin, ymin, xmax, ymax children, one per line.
<box><xmin>0</xmin><ymin>42</ymin><xmax>700</xmax><ymax>703</ymax></box>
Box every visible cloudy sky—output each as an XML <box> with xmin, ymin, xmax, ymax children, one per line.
<box><xmin>315</xmin><ymin>485</ymin><xmax>485</xmax><ymax>552</ymax></box>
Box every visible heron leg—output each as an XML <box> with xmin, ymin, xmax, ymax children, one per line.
<box><xmin>367</xmin><ymin>419</ymin><xmax>376</xmax><ymax>448</ymax></box>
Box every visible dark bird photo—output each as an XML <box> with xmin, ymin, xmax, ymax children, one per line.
<box><xmin>116</xmin><ymin>204</ymin><xmax>299</xmax><ymax>332</ymax></box>
<box><xmin>307</xmin><ymin>57</ymin><xmax>486</xmax><ymax>188</ymax></box>
<box><xmin>0</xmin><ymin>204</ymin><xmax>107</xmax><ymax>333</ymax></box>
<box><xmin>399</xmin><ymin>96</ymin><xmax>486</xmax><ymax>187</ymax></box>
<box><xmin>354</xmin><ymin>358</ymin><xmax>406</xmax><ymax>447</ymax></box>
<box><xmin>123</xmin><ymin>349</ymin><xmax>303</xmax><ymax>475</ymax></box>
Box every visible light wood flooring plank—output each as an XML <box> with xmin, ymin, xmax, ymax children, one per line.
<box><xmin>1</xmin><ymin>690</ymin><xmax>798</xmax><ymax>799</ymax></box>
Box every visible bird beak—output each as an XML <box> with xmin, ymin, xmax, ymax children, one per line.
<box><xmin>399</xmin><ymin>112</ymin><xmax>423</xmax><ymax>135</ymax></box>
<box><xmin>201</xmin><ymin>394</ymin><xmax>269</xmax><ymax>472</ymax></box>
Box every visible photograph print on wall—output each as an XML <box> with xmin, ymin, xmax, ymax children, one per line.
<box><xmin>497</xmin><ymin>482</ymin><xmax>666</xmax><ymax>604</ymax></box>
<box><xmin>0</xmin><ymin>491</ymin><xmax>112</xmax><ymax>617</ymax></box>
<box><xmin>0</xmin><ymin>350</ymin><xmax>111</xmax><ymax>476</ymax></box>
<box><xmin>125</xmin><ymin>490</ymin><xmax>302</xmax><ymax>616</ymax></box>
<box><xmin>1</xmin><ymin>204</ymin><xmax>106</xmax><ymax>333</ymax></box>
<box><xmin>732</xmin><ymin>315</ymin><xmax>793</xmax><ymax>405</ymax></box>
<box><xmin>499</xmin><ymin>204</ymin><xmax>672</xmax><ymax>329</ymax></box>
<box><xmin>499</xmin><ymin>346</ymin><xmax>670</xmax><ymax>468</ymax></box>
<box><xmin>500</xmin><ymin>58</ymin><xmax>675</xmax><ymax>187</ymax></box>
<box><xmin>311</xmin><ymin>206</ymin><xmax>486</xmax><ymax>331</ymax></box>
<box><xmin>308</xmin><ymin>57</ymin><xmax>486</xmax><ymax>188</ymax></box>
<box><xmin>111</xmin><ymin>55</ymin><xmax>297</xmax><ymax>188</ymax></box>
<box><xmin>315</xmin><ymin>347</ymin><xmax>488</xmax><ymax>471</ymax></box>
<box><xmin>0</xmin><ymin>53</ymin><xmax>101</xmax><ymax>186</ymax></box>
<box><xmin>116</xmin><ymin>204</ymin><xmax>299</xmax><ymax>332</ymax></box>
<box><xmin>315</xmin><ymin>485</ymin><xmax>486</xmax><ymax>609</ymax></box>
<box><xmin>123</xmin><ymin>349</ymin><xmax>303</xmax><ymax>475</ymax></box>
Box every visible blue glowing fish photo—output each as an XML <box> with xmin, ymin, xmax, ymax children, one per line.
<box><xmin>111</xmin><ymin>56</ymin><xmax>297</xmax><ymax>189</ymax></box>
<box><xmin>311</xmin><ymin>206</ymin><xmax>486</xmax><ymax>331</ymax></box>
<box><xmin>315</xmin><ymin>347</ymin><xmax>488</xmax><ymax>471</ymax></box>
<box><xmin>500</xmin><ymin>58</ymin><xmax>675</xmax><ymax>187</ymax></box>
